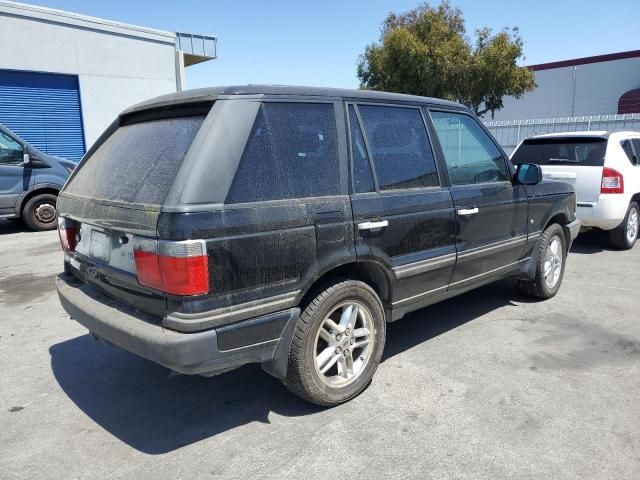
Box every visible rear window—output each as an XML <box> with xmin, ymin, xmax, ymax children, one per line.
<box><xmin>225</xmin><ymin>102</ymin><xmax>339</xmax><ymax>203</ymax></box>
<box><xmin>512</xmin><ymin>137</ymin><xmax>607</xmax><ymax>166</ymax></box>
<box><xmin>64</xmin><ymin>116</ymin><xmax>205</xmax><ymax>205</ymax></box>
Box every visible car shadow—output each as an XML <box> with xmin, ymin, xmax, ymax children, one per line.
<box><xmin>569</xmin><ymin>229</ymin><xmax>618</xmax><ymax>255</ymax></box>
<box><xmin>49</xmin><ymin>280</ymin><xmax>521</xmax><ymax>455</ymax></box>
<box><xmin>0</xmin><ymin>218</ymin><xmax>28</xmax><ymax>234</ymax></box>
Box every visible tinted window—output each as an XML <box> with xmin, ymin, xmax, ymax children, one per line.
<box><xmin>512</xmin><ymin>137</ymin><xmax>607</xmax><ymax>167</ymax></box>
<box><xmin>65</xmin><ymin>116</ymin><xmax>204</xmax><ymax>205</ymax></box>
<box><xmin>348</xmin><ymin>105</ymin><xmax>374</xmax><ymax>193</ymax></box>
<box><xmin>621</xmin><ymin>140</ymin><xmax>636</xmax><ymax>164</ymax></box>
<box><xmin>431</xmin><ymin>111</ymin><xmax>509</xmax><ymax>185</ymax></box>
<box><xmin>0</xmin><ymin>129</ymin><xmax>23</xmax><ymax>165</ymax></box>
<box><xmin>358</xmin><ymin>105</ymin><xmax>438</xmax><ymax>190</ymax></box>
<box><xmin>226</xmin><ymin>103</ymin><xmax>339</xmax><ymax>203</ymax></box>
<box><xmin>633</xmin><ymin>140</ymin><xmax>640</xmax><ymax>165</ymax></box>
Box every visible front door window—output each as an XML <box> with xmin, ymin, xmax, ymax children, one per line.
<box><xmin>0</xmin><ymin>130</ymin><xmax>23</xmax><ymax>165</ymax></box>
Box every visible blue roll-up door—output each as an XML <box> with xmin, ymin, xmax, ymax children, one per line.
<box><xmin>0</xmin><ymin>70</ymin><xmax>85</xmax><ymax>161</ymax></box>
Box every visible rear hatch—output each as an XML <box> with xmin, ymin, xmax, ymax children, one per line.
<box><xmin>512</xmin><ymin>136</ymin><xmax>607</xmax><ymax>204</ymax></box>
<box><xmin>57</xmin><ymin>107</ymin><xmax>210</xmax><ymax>317</ymax></box>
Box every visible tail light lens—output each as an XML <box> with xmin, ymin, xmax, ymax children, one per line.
<box><xmin>133</xmin><ymin>238</ymin><xmax>209</xmax><ymax>296</ymax></box>
<box><xmin>601</xmin><ymin>167</ymin><xmax>624</xmax><ymax>194</ymax></box>
<box><xmin>57</xmin><ymin>217</ymin><xmax>76</xmax><ymax>252</ymax></box>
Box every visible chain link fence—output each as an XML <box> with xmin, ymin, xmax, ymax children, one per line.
<box><xmin>484</xmin><ymin>113</ymin><xmax>640</xmax><ymax>155</ymax></box>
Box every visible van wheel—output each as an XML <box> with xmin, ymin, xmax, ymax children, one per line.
<box><xmin>517</xmin><ymin>223</ymin><xmax>566</xmax><ymax>299</ymax></box>
<box><xmin>22</xmin><ymin>194</ymin><xmax>58</xmax><ymax>231</ymax></box>
<box><xmin>609</xmin><ymin>202</ymin><xmax>638</xmax><ymax>250</ymax></box>
<box><xmin>284</xmin><ymin>280</ymin><xmax>386</xmax><ymax>406</ymax></box>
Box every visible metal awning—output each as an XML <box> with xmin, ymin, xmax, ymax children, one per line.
<box><xmin>176</xmin><ymin>32</ymin><xmax>217</xmax><ymax>66</ymax></box>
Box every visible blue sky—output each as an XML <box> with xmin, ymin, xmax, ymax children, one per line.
<box><xmin>28</xmin><ymin>0</ymin><xmax>640</xmax><ymax>89</ymax></box>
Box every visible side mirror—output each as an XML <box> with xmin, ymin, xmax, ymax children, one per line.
<box><xmin>23</xmin><ymin>153</ymin><xmax>31</xmax><ymax>166</ymax></box>
<box><xmin>516</xmin><ymin>163</ymin><xmax>543</xmax><ymax>185</ymax></box>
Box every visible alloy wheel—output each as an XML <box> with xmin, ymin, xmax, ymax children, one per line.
<box><xmin>543</xmin><ymin>235</ymin><xmax>563</xmax><ymax>288</ymax></box>
<box><xmin>626</xmin><ymin>207</ymin><xmax>639</xmax><ymax>244</ymax></box>
<box><xmin>313</xmin><ymin>301</ymin><xmax>374</xmax><ymax>388</ymax></box>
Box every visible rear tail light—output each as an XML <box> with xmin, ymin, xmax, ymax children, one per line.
<box><xmin>601</xmin><ymin>167</ymin><xmax>624</xmax><ymax>194</ymax></box>
<box><xmin>133</xmin><ymin>238</ymin><xmax>209</xmax><ymax>296</ymax></box>
<box><xmin>57</xmin><ymin>217</ymin><xmax>76</xmax><ymax>252</ymax></box>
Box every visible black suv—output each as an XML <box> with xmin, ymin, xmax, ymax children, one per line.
<box><xmin>56</xmin><ymin>86</ymin><xmax>580</xmax><ymax>406</ymax></box>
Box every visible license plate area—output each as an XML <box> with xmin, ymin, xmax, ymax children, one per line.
<box><xmin>89</xmin><ymin>230</ymin><xmax>110</xmax><ymax>262</ymax></box>
<box><xmin>74</xmin><ymin>223</ymin><xmax>136</xmax><ymax>274</ymax></box>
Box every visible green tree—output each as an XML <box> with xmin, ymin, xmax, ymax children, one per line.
<box><xmin>357</xmin><ymin>1</ymin><xmax>536</xmax><ymax>118</ymax></box>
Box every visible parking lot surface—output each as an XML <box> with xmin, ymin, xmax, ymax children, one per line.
<box><xmin>0</xmin><ymin>219</ymin><xmax>639</xmax><ymax>480</ymax></box>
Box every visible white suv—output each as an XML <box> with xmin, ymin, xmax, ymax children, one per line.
<box><xmin>512</xmin><ymin>131</ymin><xmax>640</xmax><ymax>249</ymax></box>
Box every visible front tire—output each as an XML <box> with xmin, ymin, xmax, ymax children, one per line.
<box><xmin>609</xmin><ymin>202</ymin><xmax>638</xmax><ymax>250</ymax></box>
<box><xmin>284</xmin><ymin>280</ymin><xmax>386</xmax><ymax>406</ymax></box>
<box><xmin>22</xmin><ymin>193</ymin><xmax>58</xmax><ymax>231</ymax></box>
<box><xmin>517</xmin><ymin>223</ymin><xmax>566</xmax><ymax>299</ymax></box>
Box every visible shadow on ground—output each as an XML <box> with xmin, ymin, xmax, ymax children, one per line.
<box><xmin>570</xmin><ymin>228</ymin><xmax>618</xmax><ymax>254</ymax></box>
<box><xmin>49</xmin><ymin>280</ymin><xmax>521</xmax><ymax>455</ymax></box>
<box><xmin>0</xmin><ymin>219</ymin><xmax>29</xmax><ymax>235</ymax></box>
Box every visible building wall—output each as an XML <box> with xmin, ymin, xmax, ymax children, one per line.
<box><xmin>492</xmin><ymin>57</ymin><xmax>640</xmax><ymax>121</ymax></box>
<box><xmin>0</xmin><ymin>2</ymin><xmax>178</xmax><ymax>147</ymax></box>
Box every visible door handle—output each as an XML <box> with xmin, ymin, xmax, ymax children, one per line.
<box><xmin>358</xmin><ymin>220</ymin><xmax>389</xmax><ymax>231</ymax></box>
<box><xmin>457</xmin><ymin>207</ymin><xmax>479</xmax><ymax>216</ymax></box>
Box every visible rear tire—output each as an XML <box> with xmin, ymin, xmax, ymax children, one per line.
<box><xmin>517</xmin><ymin>223</ymin><xmax>566</xmax><ymax>299</ymax></box>
<box><xmin>609</xmin><ymin>202</ymin><xmax>638</xmax><ymax>250</ymax></box>
<box><xmin>284</xmin><ymin>280</ymin><xmax>386</xmax><ymax>406</ymax></box>
<box><xmin>22</xmin><ymin>193</ymin><xmax>58</xmax><ymax>231</ymax></box>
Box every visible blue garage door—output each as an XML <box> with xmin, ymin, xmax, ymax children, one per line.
<box><xmin>0</xmin><ymin>70</ymin><xmax>85</xmax><ymax>161</ymax></box>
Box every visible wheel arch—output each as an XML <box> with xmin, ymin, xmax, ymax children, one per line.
<box><xmin>296</xmin><ymin>260</ymin><xmax>393</xmax><ymax>318</ymax></box>
<box><xmin>16</xmin><ymin>184</ymin><xmax>61</xmax><ymax>216</ymax></box>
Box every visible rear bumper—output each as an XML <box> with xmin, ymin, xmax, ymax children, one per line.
<box><xmin>56</xmin><ymin>273</ymin><xmax>299</xmax><ymax>377</ymax></box>
<box><xmin>577</xmin><ymin>195</ymin><xmax>631</xmax><ymax>230</ymax></box>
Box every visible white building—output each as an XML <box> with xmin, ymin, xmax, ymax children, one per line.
<box><xmin>492</xmin><ymin>50</ymin><xmax>640</xmax><ymax>122</ymax></box>
<box><xmin>0</xmin><ymin>1</ymin><xmax>216</xmax><ymax>160</ymax></box>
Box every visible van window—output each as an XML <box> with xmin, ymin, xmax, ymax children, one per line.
<box><xmin>0</xmin><ymin>130</ymin><xmax>23</xmax><ymax>165</ymax></box>
<box><xmin>430</xmin><ymin>111</ymin><xmax>509</xmax><ymax>185</ymax></box>
<box><xmin>512</xmin><ymin>137</ymin><xmax>607</xmax><ymax>167</ymax></box>
<box><xmin>357</xmin><ymin>105</ymin><xmax>439</xmax><ymax>190</ymax></box>
<box><xmin>64</xmin><ymin>116</ymin><xmax>205</xmax><ymax>205</ymax></box>
<box><xmin>348</xmin><ymin>105</ymin><xmax>375</xmax><ymax>193</ymax></box>
<box><xmin>226</xmin><ymin>103</ymin><xmax>339</xmax><ymax>203</ymax></box>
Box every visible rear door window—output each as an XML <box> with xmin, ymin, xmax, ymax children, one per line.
<box><xmin>225</xmin><ymin>102</ymin><xmax>339</xmax><ymax>203</ymax></box>
<box><xmin>64</xmin><ymin>116</ymin><xmax>205</xmax><ymax>205</ymax></box>
<box><xmin>512</xmin><ymin>137</ymin><xmax>607</xmax><ymax>167</ymax></box>
<box><xmin>357</xmin><ymin>104</ymin><xmax>439</xmax><ymax>190</ymax></box>
<box><xmin>633</xmin><ymin>140</ymin><xmax>640</xmax><ymax>165</ymax></box>
<box><xmin>621</xmin><ymin>140</ymin><xmax>636</xmax><ymax>164</ymax></box>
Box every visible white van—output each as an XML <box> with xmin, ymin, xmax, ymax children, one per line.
<box><xmin>512</xmin><ymin>131</ymin><xmax>640</xmax><ymax>249</ymax></box>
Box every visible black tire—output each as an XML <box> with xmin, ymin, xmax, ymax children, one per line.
<box><xmin>609</xmin><ymin>202</ymin><xmax>639</xmax><ymax>250</ymax></box>
<box><xmin>22</xmin><ymin>193</ymin><xmax>58</xmax><ymax>231</ymax></box>
<box><xmin>284</xmin><ymin>280</ymin><xmax>386</xmax><ymax>406</ymax></box>
<box><xmin>517</xmin><ymin>223</ymin><xmax>566</xmax><ymax>299</ymax></box>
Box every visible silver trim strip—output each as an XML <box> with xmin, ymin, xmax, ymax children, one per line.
<box><xmin>449</xmin><ymin>258</ymin><xmax>529</xmax><ymax>288</ymax></box>
<box><xmin>458</xmin><ymin>235</ymin><xmax>527</xmax><ymax>260</ymax></box>
<box><xmin>393</xmin><ymin>284</ymin><xmax>449</xmax><ymax>306</ymax></box>
<box><xmin>164</xmin><ymin>290</ymin><xmax>300</xmax><ymax>331</ymax></box>
<box><xmin>528</xmin><ymin>231</ymin><xmax>542</xmax><ymax>241</ymax></box>
<box><xmin>392</xmin><ymin>258</ymin><xmax>529</xmax><ymax>307</ymax></box>
<box><xmin>393</xmin><ymin>253</ymin><xmax>457</xmax><ymax>279</ymax></box>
